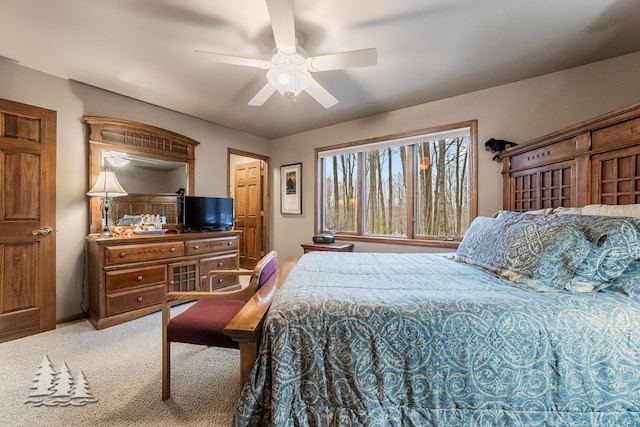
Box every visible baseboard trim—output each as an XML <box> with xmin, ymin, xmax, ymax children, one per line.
<box><xmin>56</xmin><ymin>312</ymin><xmax>87</xmax><ymax>325</ymax></box>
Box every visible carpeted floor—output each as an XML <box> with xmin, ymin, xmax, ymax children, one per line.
<box><xmin>0</xmin><ymin>305</ymin><xmax>240</xmax><ymax>426</ymax></box>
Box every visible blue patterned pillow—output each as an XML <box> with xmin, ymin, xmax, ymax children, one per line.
<box><xmin>566</xmin><ymin>215</ymin><xmax>640</xmax><ymax>291</ymax></box>
<box><xmin>456</xmin><ymin>214</ymin><xmax>592</xmax><ymax>291</ymax></box>
<box><xmin>609</xmin><ymin>261</ymin><xmax>640</xmax><ymax>297</ymax></box>
<box><xmin>491</xmin><ymin>211</ymin><xmax>640</xmax><ymax>292</ymax></box>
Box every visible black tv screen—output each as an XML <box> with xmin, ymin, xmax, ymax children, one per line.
<box><xmin>183</xmin><ymin>196</ymin><xmax>234</xmax><ymax>231</ymax></box>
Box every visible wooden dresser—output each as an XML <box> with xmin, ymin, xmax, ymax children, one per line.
<box><xmin>87</xmin><ymin>230</ymin><xmax>241</xmax><ymax>329</ymax></box>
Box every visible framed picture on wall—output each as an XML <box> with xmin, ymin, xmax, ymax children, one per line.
<box><xmin>281</xmin><ymin>162</ymin><xmax>302</xmax><ymax>214</ymax></box>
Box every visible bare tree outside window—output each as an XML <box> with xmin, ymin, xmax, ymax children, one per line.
<box><xmin>365</xmin><ymin>146</ymin><xmax>407</xmax><ymax>235</ymax></box>
<box><xmin>318</xmin><ymin>121</ymin><xmax>476</xmax><ymax>245</ymax></box>
<box><xmin>322</xmin><ymin>153</ymin><xmax>357</xmax><ymax>232</ymax></box>
<box><xmin>415</xmin><ymin>137</ymin><xmax>469</xmax><ymax>237</ymax></box>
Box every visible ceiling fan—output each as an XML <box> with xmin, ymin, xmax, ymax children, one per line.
<box><xmin>195</xmin><ymin>0</ymin><xmax>377</xmax><ymax>108</ymax></box>
<box><xmin>102</xmin><ymin>151</ymin><xmax>159</xmax><ymax>168</ymax></box>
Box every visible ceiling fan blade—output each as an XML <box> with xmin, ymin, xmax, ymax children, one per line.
<box><xmin>195</xmin><ymin>50</ymin><xmax>271</xmax><ymax>69</ymax></box>
<box><xmin>248</xmin><ymin>83</ymin><xmax>277</xmax><ymax>106</ymax></box>
<box><xmin>104</xmin><ymin>151</ymin><xmax>159</xmax><ymax>165</ymax></box>
<box><xmin>266</xmin><ymin>0</ymin><xmax>296</xmax><ymax>55</ymax></box>
<box><xmin>124</xmin><ymin>154</ymin><xmax>159</xmax><ymax>165</ymax></box>
<box><xmin>305</xmin><ymin>79</ymin><xmax>338</xmax><ymax>109</ymax></box>
<box><xmin>306</xmin><ymin>48</ymin><xmax>377</xmax><ymax>72</ymax></box>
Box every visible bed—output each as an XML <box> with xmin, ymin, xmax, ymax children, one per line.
<box><xmin>231</xmin><ymin>102</ymin><xmax>640</xmax><ymax>426</ymax></box>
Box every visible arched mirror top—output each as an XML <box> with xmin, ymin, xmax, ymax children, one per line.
<box><xmin>85</xmin><ymin>116</ymin><xmax>200</xmax><ymax>234</ymax></box>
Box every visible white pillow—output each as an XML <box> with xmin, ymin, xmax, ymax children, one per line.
<box><xmin>527</xmin><ymin>208</ymin><xmax>554</xmax><ymax>214</ymax></box>
<box><xmin>581</xmin><ymin>204</ymin><xmax>640</xmax><ymax>219</ymax></box>
<box><xmin>552</xmin><ymin>206</ymin><xmax>583</xmax><ymax>215</ymax></box>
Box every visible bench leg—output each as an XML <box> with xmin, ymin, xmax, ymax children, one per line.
<box><xmin>238</xmin><ymin>341</ymin><xmax>257</xmax><ymax>386</ymax></box>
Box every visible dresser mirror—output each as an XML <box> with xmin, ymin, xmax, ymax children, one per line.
<box><xmin>105</xmin><ymin>151</ymin><xmax>186</xmax><ymax>194</ymax></box>
<box><xmin>85</xmin><ymin>116</ymin><xmax>200</xmax><ymax>234</ymax></box>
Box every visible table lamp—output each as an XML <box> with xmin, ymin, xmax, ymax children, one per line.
<box><xmin>87</xmin><ymin>171</ymin><xmax>128</xmax><ymax>236</ymax></box>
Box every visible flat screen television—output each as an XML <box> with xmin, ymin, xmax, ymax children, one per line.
<box><xmin>183</xmin><ymin>196</ymin><xmax>234</xmax><ymax>231</ymax></box>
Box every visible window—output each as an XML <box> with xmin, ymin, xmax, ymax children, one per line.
<box><xmin>316</xmin><ymin>121</ymin><xmax>477</xmax><ymax>246</ymax></box>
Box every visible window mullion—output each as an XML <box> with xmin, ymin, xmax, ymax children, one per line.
<box><xmin>315</xmin><ymin>157</ymin><xmax>324</xmax><ymax>233</ymax></box>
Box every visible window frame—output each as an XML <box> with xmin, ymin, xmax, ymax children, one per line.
<box><xmin>314</xmin><ymin>120</ymin><xmax>478</xmax><ymax>248</ymax></box>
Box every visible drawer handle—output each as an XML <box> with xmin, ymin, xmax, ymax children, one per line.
<box><xmin>227</xmin><ymin>241</ymin><xmax>233</xmax><ymax>245</ymax></box>
<box><xmin>194</xmin><ymin>245</ymin><xmax>200</xmax><ymax>250</ymax></box>
<box><xmin>119</xmin><ymin>252</ymin><xmax>126</xmax><ymax>258</ymax></box>
<box><xmin>218</xmin><ymin>261</ymin><xmax>224</xmax><ymax>267</ymax></box>
<box><xmin>137</xmin><ymin>275</ymin><xmax>143</xmax><ymax>281</ymax></box>
<box><xmin>170</xmin><ymin>247</ymin><xmax>176</xmax><ymax>252</ymax></box>
<box><xmin>218</xmin><ymin>278</ymin><xmax>224</xmax><ymax>283</ymax></box>
<box><xmin>137</xmin><ymin>296</ymin><xmax>143</xmax><ymax>302</ymax></box>
<box><xmin>170</xmin><ymin>280</ymin><xmax>174</xmax><ymax>285</ymax></box>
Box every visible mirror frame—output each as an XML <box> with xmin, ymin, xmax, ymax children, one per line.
<box><xmin>84</xmin><ymin>116</ymin><xmax>200</xmax><ymax>234</ymax></box>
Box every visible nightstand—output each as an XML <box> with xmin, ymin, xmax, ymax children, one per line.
<box><xmin>301</xmin><ymin>242</ymin><xmax>354</xmax><ymax>254</ymax></box>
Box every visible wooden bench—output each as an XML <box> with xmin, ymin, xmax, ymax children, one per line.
<box><xmin>224</xmin><ymin>256</ymin><xmax>298</xmax><ymax>384</ymax></box>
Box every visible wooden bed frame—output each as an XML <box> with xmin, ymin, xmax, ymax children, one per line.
<box><xmin>501</xmin><ymin>101</ymin><xmax>640</xmax><ymax>211</ymax></box>
<box><xmin>226</xmin><ymin>101</ymin><xmax>640</xmax><ymax>385</ymax></box>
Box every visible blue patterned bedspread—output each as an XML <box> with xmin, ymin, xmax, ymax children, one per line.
<box><xmin>233</xmin><ymin>252</ymin><xmax>640</xmax><ymax>426</ymax></box>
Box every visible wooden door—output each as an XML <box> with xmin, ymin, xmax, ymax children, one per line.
<box><xmin>0</xmin><ymin>98</ymin><xmax>56</xmax><ymax>343</ymax></box>
<box><xmin>234</xmin><ymin>161</ymin><xmax>263</xmax><ymax>269</ymax></box>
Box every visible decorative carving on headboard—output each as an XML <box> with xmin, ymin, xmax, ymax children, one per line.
<box><xmin>500</xmin><ymin>102</ymin><xmax>640</xmax><ymax>211</ymax></box>
<box><xmin>526</xmin><ymin>150</ymin><xmax>552</xmax><ymax>161</ymax></box>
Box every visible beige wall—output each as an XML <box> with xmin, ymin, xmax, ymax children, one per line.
<box><xmin>270</xmin><ymin>52</ymin><xmax>640</xmax><ymax>259</ymax></box>
<box><xmin>0</xmin><ymin>59</ymin><xmax>270</xmax><ymax>321</ymax></box>
<box><xmin>2</xmin><ymin>51</ymin><xmax>640</xmax><ymax>321</ymax></box>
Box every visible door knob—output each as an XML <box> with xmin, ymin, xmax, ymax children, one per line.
<box><xmin>32</xmin><ymin>227</ymin><xmax>53</xmax><ymax>236</ymax></box>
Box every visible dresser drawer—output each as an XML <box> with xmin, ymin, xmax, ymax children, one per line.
<box><xmin>202</xmin><ymin>274</ymin><xmax>241</xmax><ymax>291</ymax></box>
<box><xmin>106</xmin><ymin>265</ymin><xmax>167</xmax><ymax>293</ymax></box>
<box><xmin>185</xmin><ymin>237</ymin><xmax>238</xmax><ymax>255</ymax></box>
<box><xmin>106</xmin><ymin>284</ymin><xmax>166</xmax><ymax>317</ymax></box>
<box><xmin>200</xmin><ymin>253</ymin><xmax>239</xmax><ymax>291</ymax></box>
<box><xmin>105</xmin><ymin>242</ymin><xmax>184</xmax><ymax>265</ymax></box>
<box><xmin>200</xmin><ymin>253</ymin><xmax>239</xmax><ymax>272</ymax></box>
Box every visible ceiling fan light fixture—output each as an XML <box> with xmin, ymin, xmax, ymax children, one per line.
<box><xmin>196</xmin><ymin>0</ymin><xmax>377</xmax><ymax>108</ymax></box>
<box><xmin>106</xmin><ymin>156</ymin><xmax>130</xmax><ymax>168</ymax></box>
<box><xmin>103</xmin><ymin>151</ymin><xmax>130</xmax><ymax>168</ymax></box>
<box><xmin>267</xmin><ymin>64</ymin><xmax>311</xmax><ymax>98</ymax></box>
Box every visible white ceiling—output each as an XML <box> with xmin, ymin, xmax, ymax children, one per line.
<box><xmin>2</xmin><ymin>0</ymin><xmax>640</xmax><ymax>140</ymax></box>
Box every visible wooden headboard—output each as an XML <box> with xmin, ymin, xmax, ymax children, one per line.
<box><xmin>110</xmin><ymin>194</ymin><xmax>179</xmax><ymax>225</ymax></box>
<box><xmin>501</xmin><ymin>102</ymin><xmax>640</xmax><ymax>211</ymax></box>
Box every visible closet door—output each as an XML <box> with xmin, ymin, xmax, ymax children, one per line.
<box><xmin>234</xmin><ymin>160</ymin><xmax>263</xmax><ymax>269</ymax></box>
<box><xmin>0</xmin><ymin>98</ymin><xmax>56</xmax><ymax>342</ymax></box>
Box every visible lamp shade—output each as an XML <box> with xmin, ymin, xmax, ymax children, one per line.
<box><xmin>87</xmin><ymin>171</ymin><xmax>128</xmax><ymax>197</ymax></box>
